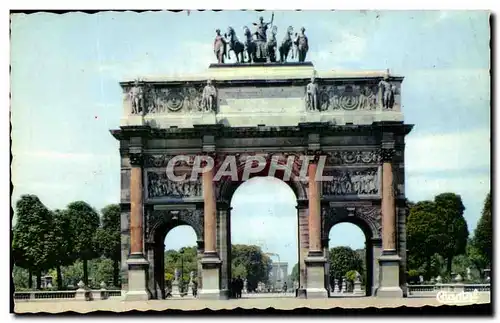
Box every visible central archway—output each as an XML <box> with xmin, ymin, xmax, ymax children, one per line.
<box><xmin>229</xmin><ymin>176</ymin><xmax>298</xmax><ymax>297</ymax></box>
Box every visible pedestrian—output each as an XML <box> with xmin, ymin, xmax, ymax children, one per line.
<box><xmin>283</xmin><ymin>282</ymin><xmax>287</xmax><ymax>294</ymax></box>
<box><xmin>236</xmin><ymin>276</ymin><xmax>243</xmax><ymax>298</ymax></box>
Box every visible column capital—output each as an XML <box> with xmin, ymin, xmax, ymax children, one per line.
<box><xmin>200</xmin><ymin>151</ymin><xmax>217</xmax><ymax>168</ymax></box>
<box><xmin>380</xmin><ymin>148</ymin><xmax>395</xmax><ymax>163</ymax></box>
<box><xmin>129</xmin><ymin>153</ymin><xmax>144</xmax><ymax>167</ymax></box>
<box><xmin>306</xmin><ymin>149</ymin><xmax>323</xmax><ymax>163</ymax></box>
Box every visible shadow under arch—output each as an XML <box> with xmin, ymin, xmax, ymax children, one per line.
<box><xmin>322</xmin><ymin>206</ymin><xmax>382</xmax><ymax>297</ymax></box>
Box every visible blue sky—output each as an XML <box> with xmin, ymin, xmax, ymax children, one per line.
<box><xmin>11</xmin><ymin>11</ymin><xmax>490</xmax><ymax>273</ymax></box>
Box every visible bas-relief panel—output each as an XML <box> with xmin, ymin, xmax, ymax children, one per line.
<box><xmin>145</xmin><ymin>170</ymin><xmax>202</xmax><ymax>200</ymax></box>
<box><xmin>322</xmin><ymin>168</ymin><xmax>380</xmax><ymax>197</ymax></box>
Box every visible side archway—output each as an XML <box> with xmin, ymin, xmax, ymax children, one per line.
<box><xmin>145</xmin><ymin>208</ymin><xmax>204</xmax><ymax>299</ymax></box>
<box><xmin>321</xmin><ymin>204</ymin><xmax>382</xmax><ymax>296</ymax></box>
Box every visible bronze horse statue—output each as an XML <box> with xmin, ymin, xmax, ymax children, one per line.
<box><xmin>243</xmin><ymin>26</ymin><xmax>256</xmax><ymax>63</ymax></box>
<box><xmin>225</xmin><ymin>27</ymin><xmax>245</xmax><ymax>63</ymax></box>
<box><xmin>266</xmin><ymin>25</ymin><xmax>278</xmax><ymax>63</ymax></box>
<box><xmin>278</xmin><ymin>26</ymin><xmax>294</xmax><ymax>63</ymax></box>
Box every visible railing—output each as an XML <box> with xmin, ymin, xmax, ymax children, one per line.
<box><xmin>13</xmin><ymin>289</ymin><xmax>123</xmax><ymax>302</ymax></box>
<box><xmin>407</xmin><ymin>284</ymin><xmax>491</xmax><ymax>297</ymax></box>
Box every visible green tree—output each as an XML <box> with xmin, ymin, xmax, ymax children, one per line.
<box><xmin>164</xmin><ymin>246</ymin><xmax>198</xmax><ymax>289</ymax></box>
<box><xmin>407</xmin><ymin>200</ymin><xmax>443</xmax><ymax>275</ymax></box>
<box><xmin>471</xmin><ymin>192</ymin><xmax>492</xmax><ymax>268</ymax></box>
<box><xmin>49</xmin><ymin>209</ymin><xmax>77</xmax><ymax>290</ymax></box>
<box><xmin>328</xmin><ymin>246</ymin><xmax>363</xmax><ymax>281</ymax></box>
<box><xmin>231</xmin><ymin>244</ymin><xmax>272</xmax><ymax>292</ymax></box>
<box><xmin>95</xmin><ymin>204</ymin><xmax>121</xmax><ymax>287</ymax></box>
<box><xmin>291</xmin><ymin>263</ymin><xmax>299</xmax><ymax>282</ymax></box>
<box><xmin>434</xmin><ymin>193</ymin><xmax>469</xmax><ymax>273</ymax></box>
<box><xmin>67</xmin><ymin>201</ymin><xmax>101</xmax><ymax>285</ymax></box>
<box><xmin>12</xmin><ymin>195</ymin><xmax>54</xmax><ymax>289</ymax></box>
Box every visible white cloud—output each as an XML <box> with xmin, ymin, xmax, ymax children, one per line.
<box><xmin>405</xmin><ymin>129</ymin><xmax>490</xmax><ymax>174</ymax></box>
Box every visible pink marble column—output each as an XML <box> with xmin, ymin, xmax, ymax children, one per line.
<box><xmin>202</xmin><ymin>155</ymin><xmax>217</xmax><ymax>254</ymax></box>
<box><xmin>381</xmin><ymin>148</ymin><xmax>396</xmax><ymax>251</ymax></box>
<box><xmin>129</xmin><ymin>154</ymin><xmax>144</xmax><ymax>255</ymax></box>
<box><xmin>308</xmin><ymin>153</ymin><xmax>321</xmax><ymax>253</ymax></box>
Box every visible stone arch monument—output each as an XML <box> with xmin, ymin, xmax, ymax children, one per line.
<box><xmin>111</xmin><ymin>60</ymin><xmax>413</xmax><ymax>300</ymax></box>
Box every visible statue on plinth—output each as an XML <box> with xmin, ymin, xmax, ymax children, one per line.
<box><xmin>252</xmin><ymin>13</ymin><xmax>274</xmax><ymax>62</ymax></box>
<box><xmin>306</xmin><ymin>76</ymin><xmax>319</xmax><ymax>111</ymax></box>
<box><xmin>202</xmin><ymin>80</ymin><xmax>217</xmax><ymax>112</ymax></box>
<box><xmin>129</xmin><ymin>79</ymin><xmax>145</xmax><ymax>115</ymax></box>
<box><xmin>294</xmin><ymin>27</ymin><xmax>309</xmax><ymax>62</ymax></box>
<box><xmin>378</xmin><ymin>75</ymin><xmax>395</xmax><ymax>109</ymax></box>
<box><xmin>213</xmin><ymin>29</ymin><xmax>227</xmax><ymax>64</ymax></box>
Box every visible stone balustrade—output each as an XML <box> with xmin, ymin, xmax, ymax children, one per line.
<box><xmin>407</xmin><ymin>284</ymin><xmax>491</xmax><ymax>297</ymax></box>
<box><xmin>13</xmin><ymin>289</ymin><xmax>122</xmax><ymax>302</ymax></box>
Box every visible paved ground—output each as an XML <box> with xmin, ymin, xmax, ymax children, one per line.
<box><xmin>15</xmin><ymin>294</ymin><xmax>491</xmax><ymax>314</ymax></box>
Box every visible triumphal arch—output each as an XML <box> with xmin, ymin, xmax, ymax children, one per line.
<box><xmin>111</xmin><ymin>23</ymin><xmax>413</xmax><ymax>300</ymax></box>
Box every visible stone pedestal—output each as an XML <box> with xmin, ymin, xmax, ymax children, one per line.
<box><xmin>305</xmin><ymin>254</ymin><xmax>328</xmax><ymax>298</ymax></box>
<box><xmin>124</xmin><ymin>254</ymin><xmax>150</xmax><ymax>301</ymax></box>
<box><xmin>375</xmin><ymin>251</ymin><xmax>403</xmax><ymax>298</ymax></box>
<box><xmin>171</xmin><ymin>280</ymin><xmax>181</xmax><ymax>298</ymax></box>
<box><xmin>353</xmin><ymin>279</ymin><xmax>363</xmax><ymax>295</ymax></box>
<box><xmin>199</xmin><ymin>256</ymin><xmax>227</xmax><ymax>300</ymax></box>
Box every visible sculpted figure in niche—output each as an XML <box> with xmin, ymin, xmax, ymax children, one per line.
<box><xmin>378</xmin><ymin>75</ymin><xmax>395</xmax><ymax>109</ymax></box>
<box><xmin>202</xmin><ymin>80</ymin><xmax>217</xmax><ymax>112</ymax></box>
<box><xmin>306</xmin><ymin>76</ymin><xmax>319</xmax><ymax>111</ymax></box>
<box><xmin>129</xmin><ymin>79</ymin><xmax>145</xmax><ymax>114</ymax></box>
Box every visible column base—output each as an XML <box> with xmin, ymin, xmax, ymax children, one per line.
<box><xmin>305</xmin><ymin>253</ymin><xmax>328</xmax><ymax>299</ymax></box>
<box><xmin>198</xmin><ymin>254</ymin><xmax>225</xmax><ymax>300</ymax></box>
<box><xmin>296</xmin><ymin>288</ymin><xmax>307</xmax><ymax>298</ymax></box>
<box><xmin>375</xmin><ymin>251</ymin><xmax>403</xmax><ymax>298</ymax></box>
<box><xmin>124</xmin><ymin>253</ymin><xmax>150</xmax><ymax>301</ymax></box>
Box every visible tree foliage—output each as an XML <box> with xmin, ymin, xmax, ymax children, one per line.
<box><xmin>434</xmin><ymin>193</ymin><xmax>469</xmax><ymax>273</ymax></box>
<box><xmin>231</xmin><ymin>244</ymin><xmax>272</xmax><ymax>292</ymax></box>
<box><xmin>471</xmin><ymin>192</ymin><xmax>492</xmax><ymax>268</ymax></box>
<box><xmin>291</xmin><ymin>263</ymin><xmax>299</xmax><ymax>283</ymax></box>
<box><xmin>49</xmin><ymin>209</ymin><xmax>77</xmax><ymax>289</ymax></box>
<box><xmin>12</xmin><ymin>195</ymin><xmax>54</xmax><ymax>289</ymax></box>
<box><xmin>95</xmin><ymin>204</ymin><xmax>121</xmax><ymax>287</ymax></box>
<box><xmin>66</xmin><ymin>201</ymin><xmax>101</xmax><ymax>285</ymax></box>
<box><xmin>164</xmin><ymin>246</ymin><xmax>198</xmax><ymax>288</ymax></box>
<box><xmin>328</xmin><ymin>246</ymin><xmax>363</xmax><ymax>281</ymax></box>
<box><xmin>407</xmin><ymin>193</ymin><xmax>469</xmax><ymax>276</ymax></box>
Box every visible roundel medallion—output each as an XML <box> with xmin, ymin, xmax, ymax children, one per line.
<box><xmin>166</xmin><ymin>91</ymin><xmax>184</xmax><ymax>112</ymax></box>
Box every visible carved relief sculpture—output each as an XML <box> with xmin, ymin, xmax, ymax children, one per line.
<box><xmin>202</xmin><ymin>80</ymin><xmax>217</xmax><ymax>112</ymax></box>
<box><xmin>327</xmin><ymin>150</ymin><xmax>381</xmax><ymax>165</ymax></box>
<box><xmin>322</xmin><ymin>169</ymin><xmax>379</xmax><ymax>196</ymax></box>
<box><xmin>378</xmin><ymin>75</ymin><xmax>395</xmax><ymax>110</ymax></box>
<box><xmin>147</xmin><ymin>172</ymin><xmax>202</xmax><ymax>199</ymax></box>
<box><xmin>306</xmin><ymin>76</ymin><xmax>319</xmax><ymax>111</ymax></box>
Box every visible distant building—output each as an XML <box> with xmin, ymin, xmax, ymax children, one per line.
<box><xmin>268</xmin><ymin>262</ymin><xmax>288</xmax><ymax>290</ymax></box>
